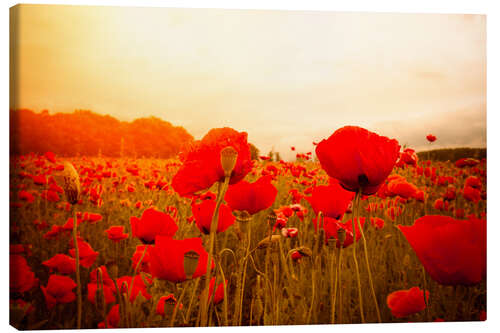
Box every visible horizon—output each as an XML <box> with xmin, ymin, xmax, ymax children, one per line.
<box><xmin>10</xmin><ymin>5</ymin><xmax>486</xmax><ymax>160</ymax></box>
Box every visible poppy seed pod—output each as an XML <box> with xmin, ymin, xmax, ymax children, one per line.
<box><xmin>62</xmin><ymin>162</ymin><xmax>80</xmax><ymax>205</ymax></box>
<box><xmin>220</xmin><ymin>146</ymin><xmax>238</xmax><ymax>178</ymax></box>
<box><xmin>183</xmin><ymin>250</ymin><xmax>200</xmax><ymax>280</ymax></box>
<box><xmin>337</xmin><ymin>228</ymin><xmax>346</xmax><ymax>247</ymax></box>
<box><xmin>267</xmin><ymin>211</ymin><xmax>277</xmax><ymax>228</ymax></box>
<box><xmin>235</xmin><ymin>210</ymin><xmax>252</xmax><ymax>233</ymax></box>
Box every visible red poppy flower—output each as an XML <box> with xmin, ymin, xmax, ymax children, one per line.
<box><xmin>18</xmin><ymin>190</ymin><xmax>35</xmax><ymax>203</ymax></box>
<box><xmin>315</xmin><ymin>126</ymin><xmax>400</xmax><ymax>195</ymax></box>
<box><xmin>171</xmin><ymin>127</ymin><xmax>253</xmax><ymax>197</ymax></box>
<box><xmin>397</xmin><ymin>148</ymin><xmax>418</xmax><ymax>167</ymax></box>
<box><xmin>386</xmin><ymin>178</ymin><xmax>419</xmax><ymax>199</ymax></box>
<box><xmin>387</xmin><ymin>287</ymin><xmax>429</xmax><ymax>318</ymax></box>
<box><xmin>463</xmin><ymin>186</ymin><xmax>481</xmax><ymax>203</ymax></box>
<box><xmin>291</xmin><ymin>251</ymin><xmax>303</xmax><ymax>262</ymax></box>
<box><xmin>69</xmin><ymin>240</ymin><xmax>99</xmax><ymax>268</ymax></box>
<box><xmin>398</xmin><ymin>215</ymin><xmax>486</xmax><ymax>285</ymax></box>
<box><xmin>41</xmin><ymin>190</ymin><xmax>60</xmax><ymax>202</ymax></box>
<box><xmin>45</xmin><ymin>151</ymin><xmax>57</xmax><ymax>163</ymax></box>
<box><xmin>83</xmin><ymin>212</ymin><xmax>103</xmax><ymax>223</ymax></box>
<box><xmin>130</xmin><ymin>208</ymin><xmax>178</xmax><ymax>244</ymax></box>
<box><xmin>192</xmin><ymin>199</ymin><xmax>235</xmax><ymax>234</ymax></box>
<box><xmin>208</xmin><ymin>277</ymin><xmax>227</xmax><ymax>305</ymax></box>
<box><xmin>10</xmin><ymin>255</ymin><xmax>38</xmax><ymax>293</ymax></box>
<box><xmin>281</xmin><ymin>227</ymin><xmax>299</xmax><ymax>238</ymax></box>
<box><xmin>150</xmin><ymin>236</ymin><xmax>209</xmax><ymax>283</ymax></box>
<box><xmin>224</xmin><ymin>175</ymin><xmax>277</xmax><ymax>215</ymax></box>
<box><xmin>42</xmin><ymin>254</ymin><xmax>76</xmax><ymax>275</ymax></box>
<box><xmin>116</xmin><ymin>275</ymin><xmax>152</xmax><ymax>302</ymax></box>
<box><xmin>43</xmin><ymin>225</ymin><xmax>62</xmax><ymax>240</ymax></box>
<box><xmin>98</xmin><ymin>304</ymin><xmax>120</xmax><ymax>328</ymax></box>
<box><xmin>41</xmin><ymin>274</ymin><xmax>77</xmax><ymax>309</ymax></box>
<box><xmin>426</xmin><ymin>134</ymin><xmax>436</xmax><ymax>143</ymax></box>
<box><xmin>32</xmin><ymin>175</ymin><xmax>47</xmax><ymax>186</ymax></box>
<box><xmin>305</xmin><ymin>178</ymin><xmax>355</xmax><ymax>219</ymax></box>
<box><xmin>105</xmin><ymin>226</ymin><xmax>129</xmax><ymax>242</ymax></box>
<box><xmin>156</xmin><ymin>295</ymin><xmax>182</xmax><ymax>316</ymax></box>
<box><xmin>465</xmin><ymin>176</ymin><xmax>482</xmax><ymax>190</ymax></box>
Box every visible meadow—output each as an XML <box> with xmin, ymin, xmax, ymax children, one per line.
<box><xmin>9</xmin><ymin>126</ymin><xmax>486</xmax><ymax>329</ymax></box>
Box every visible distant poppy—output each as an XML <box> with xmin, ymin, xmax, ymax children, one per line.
<box><xmin>83</xmin><ymin>212</ymin><xmax>103</xmax><ymax>223</ymax></box>
<box><xmin>426</xmin><ymin>134</ymin><xmax>436</xmax><ymax>143</ymax></box>
<box><xmin>192</xmin><ymin>199</ymin><xmax>235</xmax><ymax>234</ymax></box>
<box><xmin>42</xmin><ymin>254</ymin><xmax>76</xmax><ymax>275</ymax></box>
<box><xmin>10</xmin><ymin>255</ymin><xmax>38</xmax><ymax>293</ymax></box>
<box><xmin>387</xmin><ymin>178</ymin><xmax>419</xmax><ymax>199</ymax></box>
<box><xmin>105</xmin><ymin>226</ymin><xmax>129</xmax><ymax>242</ymax></box>
<box><xmin>41</xmin><ymin>274</ymin><xmax>77</xmax><ymax>309</ymax></box>
<box><xmin>224</xmin><ymin>175</ymin><xmax>277</xmax><ymax>215</ymax></box>
<box><xmin>18</xmin><ymin>190</ymin><xmax>35</xmax><ymax>203</ymax></box>
<box><xmin>398</xmin><ymin>215</ymin><xmax>486</xmax><ymax>285</ymax></box>
<box><xmin>150</xmin><ymin>236</ymin><xmax>209</xmax><ymax>283</ymax></box>
<box><xmin>463</xmin><ymin>186</ymin><xmax>481</xmax><ymax>203</ymax></box>
<box><xmin>315</xmin><ymin>126</ymin><xmax>400</xmax><ymax>195</ymax></box>
<box><xmin>397</xmin><ymin>148</ymin><xmax>418</xmax><ymax>167</ymax></box>
<box><xmin>172</xmin><ymin>127</ymin><xmax>253</xmax><ymax>196</ymax></box>
<box><xmin>130</xmin><ymin>208</ymin><xmax>178</xmax><ymax>244</ymax></box>
<box><xmin>465</xmin><ymin>176</ymin><xmax>482</xmax><ymax>190</ymax></box>
<box><xmin>305</xmin><ymin>178</ymin><xmax>354</xmax><ymax>219</ymax></box>
<box><xmin>387</xmin><ymin>287</ymin><xmax>429</xmax><ymax>318</ymax></box>
<box><xmin>281</xmin><ymin>227</ymin><xmax>299</xmax><ymax>238</ymax></box>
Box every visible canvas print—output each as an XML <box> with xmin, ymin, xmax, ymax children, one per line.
<box><xmin>9</xmin><ymin>4</ymin><xmax>486</xmax><ymax>330</ymax></box>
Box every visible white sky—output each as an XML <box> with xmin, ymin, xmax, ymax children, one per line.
<box><xmin>10</xmin><ymin>5</ymin><xmax>486</xmax><ymax>159</ymax></box>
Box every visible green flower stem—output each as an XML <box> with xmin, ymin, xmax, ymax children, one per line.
<box><xmin>200</xmin><ymin>175</ymin><xmax>230</xmax><ymax>326</ymax></box>
<box><xmin>354</xmin><ymin>191</ymin><xmax>382</xmax><ymax>323</ymax></box>
<box><xmin>72</xmin><ymin>208</ymin><xmax>82</xmax><ymax>329</ymax></box>
<box><xmin>350</xmin><ymin>195</ymin><xmax>365</xmax><ymax>323</ymax></box>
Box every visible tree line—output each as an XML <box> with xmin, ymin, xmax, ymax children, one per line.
<box><xmin>10</xmin><ymin>109</ymin><xmax>194</xmax><ymax>158</ymax></box>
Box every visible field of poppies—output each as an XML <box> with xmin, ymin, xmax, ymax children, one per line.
<box><xmin>9</xmin><ymin>126</ymin><xmax>486</xmax><ymax>329</ymax></box>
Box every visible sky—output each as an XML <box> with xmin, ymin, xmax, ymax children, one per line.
<box><xmin>10</xmin><ymin>5</ymin><xmax>486</xmax><ymax>160</ymax></box>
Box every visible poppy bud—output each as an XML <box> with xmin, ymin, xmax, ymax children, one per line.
<box><xmin>62</xmin><ymin>162</ymin><xmax>81</xmax><ymax>205</ymax></box>
<box><xmin>337</xmin><ymin>228</ymin><xmax>346</xmax><ymax>247</ymax></box>
<box><xmin>183</xmin><ymin>250</ymin><xmax>200</xmax><ymax>280</ymax></box>
<box><xmin>267</xmin><ymin>211</ymin><xmax>277</xmax><ymax>228</ymax></box>
<box><xmin>220</xmin><ymin>146</ymin><xmax>238</xmax><ymax>178</ymax></box>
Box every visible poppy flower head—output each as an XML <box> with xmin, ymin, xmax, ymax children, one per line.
<box><xmin>10</xmin><ymin>254</ymin><xmax>38</xmax><ymax>293</ymax></box>
<box><xmin>305</xmin><ymin>178</ymin><xmax>355</xmax><ymax>219</ymax></box>
<box><xmin>426</xmin><ymin>134</ymin><xmax>437</xmax><ymax>143</ymax></box>
<box><xmin>172</xmin><ymin>127</ymin><xmax>253</xmax><ymax>197</ymax></box>
<box><xmin>399</xmin><ymin>215</ymin><xmax>486</xmax><ymax>285</ymax></box>
<box><xmin>150</xmin><ymin>236</ymin><xmax>209</xmax><ymax>283</ymax></box>
<box><xmin>192</xmin><ymin>199</ymin><xmax>235</xmax><ymax>234</ymax></box>
<box><xmin>315</xmin><ymin>126</ymin><xmax>400</xmax><ymax>195</ymax></box>
<box><xmin>42</xmin><ymin>254</ymin><xmax>76</xmax><ymax>275</ymax></box>
<box><xmin>387</xmin><ymin>287</ymin><xmax>429</xmax><ymax>318</ymax></box>
<box><xmin>41</xmin><ymin>274</ymin><xmax>77</xmax><ymax>309</ymax></box>
<box><xmin>224</xmin><ymin>175</ymin><xmax>278</xmax><ymax>215</ymax></box>
<box><xmin>130</xmin><ymin>207</ymin><xmax>178</xmax><ymax>244</ymax></box>
<box><xmin>105</xmin><ymin>226</ymin><xmax>129</xmax><ymax>242</ymax></box>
